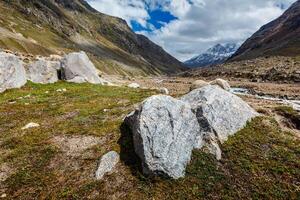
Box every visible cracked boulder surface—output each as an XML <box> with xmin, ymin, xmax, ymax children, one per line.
<box><xmin>181</xmin><ymin>85</ymin><xmax>259</xmax><ymax>159</ymax></box>
<box><xmin>125</xmin><ymin>95</ymin><xmax>200</xmax><ymax>179</ymax></box>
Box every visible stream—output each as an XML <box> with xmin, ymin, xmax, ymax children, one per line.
<box><xmin>230</xmin><ymin>87</ymin><xmax>300</xmax><ymax>112</ymax></box>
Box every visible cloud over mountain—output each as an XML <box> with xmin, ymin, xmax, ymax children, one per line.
<box><xmin>88</xmin><ymin>0</ymin><xmax>295</xmax><ymax>61</ymax></box>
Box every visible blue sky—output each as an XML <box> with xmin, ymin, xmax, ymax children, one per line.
<box><xmin>131</xmin><ymin>9</ymin><xmax>177</xmax><ymax>32</ymax></box>
<box><xmin>88</xmin><ymin>0</ymin><xmax>295</xmax><ymax>61</ymax></box>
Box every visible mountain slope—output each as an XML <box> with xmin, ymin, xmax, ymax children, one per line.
<box><xmin>230</xmin><ymin>0</ymin><xmax>300</xmax><ymax>61</ymax></box>
<box><xmin>0</xmin><ymin>0</ymin><xmax>184</xmax><ymax>75</ymax></box>
<box><xmin>184</xmin><ymin>43</ymin><xmax>238</xmax><ymax>68</ymax></box>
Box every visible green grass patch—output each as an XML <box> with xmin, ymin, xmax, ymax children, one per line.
<box><xmin>0</xmin><ymin>82</ymin><xmax>156</xmax><ymax>199</ymax></box>
<box><xmin>0</xmin><ymin>83</ymin><xmax>299</xmax><ymax>199</ymax></box>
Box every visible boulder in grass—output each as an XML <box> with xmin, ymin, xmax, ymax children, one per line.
<box><xmin>0</xmin><ymin>52</ymin><xmax>26</xmax><ymax>93</ymax></box>
<box><xmin>26</xmin><ymin>59</ymin><xmax>59</xmax><ymax>84</ymax></box>
<box><xmin>125</xmin><ymin>95</ymin><xmax>199</xmax><ymax>179</ymax></box>
<box><xmin>180</xmin><ymin>85</ymin><xmax>258</xmax><ymax>159</ymax></box>
<box><xmin>95</xmin><ymin>151</ymin><xmax>119</xmax><ymax>180</ymax></box>
<box><xmin>21</xmin><ymin>122</ymin><xmax>40</xmax><ymax>130</ymax></box>
<box><xmin>159</xmin><ymin>87</ymin><xmax>169</xmax><ymax>95</ymax></box>
<box><xmin>128</xmin><ymin>83</ymin><xmax>140</xmax><ymax>89</ymax></box>
<box><xmin>61</xmin><ymin>51</ymin><xmax>109</xmax><ymax>84</ymax></box>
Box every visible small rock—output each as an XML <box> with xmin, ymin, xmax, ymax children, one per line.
<box><xmin>127</xmin><ymin>83</ymin><xmax>140</xmax><ymax>89</ymax></box>
<box><xmin>95</xmin><ymin>151</ymin><xmax>119</xmax><ymax>180</ymax></box>
<box><xmin>56</xmin><ymin>88</ymin><xmax>67</xmax><ymax>92</ymax></box>
<box><xmin>1</xmin><ymin>194</ymin><xmax>7</xmax><ymax>198</ymax></box>
<box><xmin>158</xmin><ymin>87</ymin><xmax>169</xmax><ymax>95</ymax></box>
<box><xmin>21</xmin><ymin>122</ymin><xmax>40</xmax><ymax>130</ymax></box>
<box><xmin>45</xmin><ymin>91</ymin><xmax>49</xmax><ymax>94</ymax></box>
<box><xmin>209</xmin><ymin>78</ymin><xmax>231</xmax><ymax>91</ymax></box>
<box><xmin>190</xmin><ymin>80</ymin><xmax>209</xmax><ymax>91</ymax></box>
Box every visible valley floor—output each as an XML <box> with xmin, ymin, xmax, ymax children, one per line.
<box><xmin>0</xmin><ymin>79</ymin><xmax>299</xmax><ymax>199</ymax></box>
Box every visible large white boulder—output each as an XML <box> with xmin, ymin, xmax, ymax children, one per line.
<box><xmin>180</xmin><ymin>85</ymin><xmax>258</xmax><ymax>159</ymax></box>
<box><xmin>125</xmin><ymin>95</ymin><xmax>199</xmax><ymax>179</ymax></box>
<box><xmin>61</xmin><ymin>51</ymin><xmax>108</xmax><ymax>84</ymax></box>
<box><xmin>26</xmin><ymin>59</ymin><xmax>60</xmax><ymax>84</ymax></box>
<box><xmin>0</xmin><ymin>52</ymin><xmax>26</xmax><ymax>93</ymax></box>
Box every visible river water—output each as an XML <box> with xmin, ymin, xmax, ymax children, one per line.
<box><xmin>230</xmin><ymin>88</ymin><xmax>300</xmax><ymax>112</ymax></box>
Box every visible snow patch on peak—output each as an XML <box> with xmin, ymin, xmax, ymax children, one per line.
<box><xmin>184</xmin><ymin>43</ymin><xmax>239</xmax><ymax>68</ymax></box>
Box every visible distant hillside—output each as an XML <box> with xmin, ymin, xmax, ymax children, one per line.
<box><xmin>0</xmin><ymin>0</ymin><xmax>184</xmax><ymax>76</ymax></box>
<box><xmin>184</xmin><ymin>43</ymin><xmax>238</xmax><ymax>68</ymax></box>
<box><xmin>230</xmin><ymin>0</ymin><xmax>300</xmax><ymax>61</ymax></box>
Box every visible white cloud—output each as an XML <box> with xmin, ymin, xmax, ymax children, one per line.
<box><xmin>87</xmin><ymin>0</ymin><xmax>149</xmax><ymax>27</ymax></box>
<box><xmin>88</xmin><ymin>0</ymin><xmax>295</xmax><ymax>61</ymax></box>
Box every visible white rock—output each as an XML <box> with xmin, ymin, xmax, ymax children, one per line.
<box><xmin>66</xmin><ymin>76</ymin><xmax>86</xmax><ymax>84</ymax></box>
<box><xmin>24</xmin><ymin>94</ymin><xmax>31</xmax><ymax>98</ymax></box>
<box><xmin>159</xmin><ymin>87</ymin><xmax>169</xmax><ymax>95</ymax></box>
<box><xmin>49</xmin><ymin>54</ymin><xmax>62</xmax><ymax>61</ymax></box>
<box><xmin>61</xmin><ymin>51</ymin><xmax>110</xmax><ymax>85</ymax></box>
<box><xmin>56</xmin><ymin>88</ymin><xmax>67</xmax><ymax>92</ymax></box>
<box><xmin>0</xmin><ymin>52</ymin><xmax>26</xmax><ymax>93</ymax></box>
<box><xmin>190</xmin><ymin>80</ymin><xmax>209</xmax><ymax>91</ymax></box>
<box><xmin>95</xmin><ymin>151</ymin><xmax>119</xmax><ymax>180</ymax></box>
<box><xmin>22</xmin><ymin>122</ymin><xmax>40</xmax><ymax>130</ymax></box>
<box><xmin>26</xmin><ymin>59</ymin><xmax>59</xmax><ymax>84</ymax></box>
<box><xmin>209</xmin><ymin>78</ymin><xmax>231</xmax><ymax>91</ymax></box>
<box><xmin>128</xmin><ymin>83</ymin><xmax>140</xmax><ymax>89</ymax></box>
<box><xmin>181</xmin><ymin>85</ymin><xmax>258</xmax><ymax>159</ymax></box>
<box><xmin>125</xmin><ymin>95</ymin><xmax>200</xmax><ymax>179</ymax></box>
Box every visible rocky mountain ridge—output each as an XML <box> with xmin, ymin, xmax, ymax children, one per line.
<box><xmin>230</xmin><ymin>0</ymin><xmax>300</xmax><ymax>61</ymax></box>
<box><xmin>0</xmin><ymin>0</ymin><xmax>184</xmax><ymax>75</ymax></box>
<box><xmin>184</xmin><ymin>43</ymin><xmax>239</xmax><ymax>68</ymax></box>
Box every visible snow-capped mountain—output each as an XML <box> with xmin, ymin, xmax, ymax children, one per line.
<box><xmin>184</xmin><ymin>43</ymin><xmax>239</xmax><ymax>68</ymax></box>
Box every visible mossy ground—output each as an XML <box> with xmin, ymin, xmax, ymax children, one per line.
<box><xmin>0</xmin><ymin>83</ymin><xmax>299</xmax><ymax>199</ymax></box>
<box><xmin>274</xmin><ymin>106</ymin><xmax>300</xmax><ymax>130</ymax></box>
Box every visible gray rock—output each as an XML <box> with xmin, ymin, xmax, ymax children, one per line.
<box><xmin>190</xmin><ymin>80</ymin><xmax>209</xmax><ymax>91</ymax></box>
<box><xmin>181</xmin><ymin>85</ymin><xmax>258</xmax><ymax>159</ymax></box>
<box><xmin>26</xmin><ymin>59</ymin><xmax>59</xmax><ymax>84</ymax></box>
<box><xmin>128</xmin><ymin>83</ymin><xmax>140</xmax><ymax>88</ymax></box>
<box><xmin>66</xmin><ymin>76</ymin><xmax>86</xmax><ymax>84</ymax></box>
<box><xmin>0</xmin><ymin>52</ymin><xmax>26</xmax><ymax>93</ymax></box>
<box><xmin>95</xmin><ymin>151</ymin><xmax>119</xmax><ymax>180</ymax></box>
<box><xmin>125</xmin><ymin>95</ymin><xmax>199</xmax><ymax>179</ymax></box>
<box><xmin>21</xmin><ymin>122</ymin><xmax>40</xmax><ymax>130</ymax></box>
<box><xmin>159</xmin><ymin>87</ymin><xmax>169</xmax><ymax>95</ymax></box>
<box><xmin>61</xmin><ymin>51</ymin><xmax>108</xmax><ymax>84</ymax></box>
<box><xmin>209</xmin><ymin>78</ymin><xmax>231</xmax><ymax>91</ymax></box>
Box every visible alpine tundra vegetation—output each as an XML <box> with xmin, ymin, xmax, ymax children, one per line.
<box><xmin>0</xmin><ymin>0</ymin><xmax>299</xmax><ymax>199</ymax></box>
